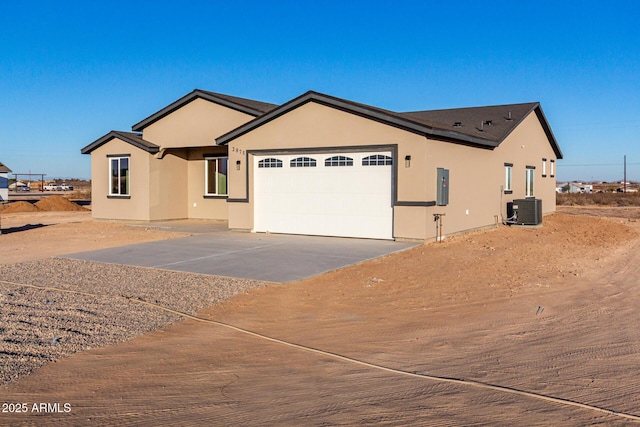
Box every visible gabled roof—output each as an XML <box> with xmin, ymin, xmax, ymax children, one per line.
<box><xmin>81</xmin><ymin>131</ymin><xmax>159</xmax><ymax>155</ymax></box>
<box><xmin>216</xmin><ymin>91</ymin><xmax>562</xmax><ymax>158</ymax></box>
<box><xmin>0</xmin><ymin>161</ymin><xmax>11</xmax><ymax>173</ymax></box>
<box><xmin>131</xmin><ymin>89</ymin><xmax>278</xmax><ymax>132</ymax></box>
<box><xmin>401</xmin><ymin>102</ymin><xmax>562</xmax><ymax>159</ymax></box>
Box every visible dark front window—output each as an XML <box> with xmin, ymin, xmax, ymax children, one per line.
<box><xmin>206</xmin><ymin>157</ymin><xmax>228</xmax><ymax>196</ymax></box>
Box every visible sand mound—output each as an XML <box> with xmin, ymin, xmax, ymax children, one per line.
<box><xmin>35</xmin><ymin>195</ymin><xmax>87</xmax><ymax>212</ymax></box>
<box><xmin>1</xmin><ymin>201</ymin><xmax>42</xmax><ymax>213</ymax></box>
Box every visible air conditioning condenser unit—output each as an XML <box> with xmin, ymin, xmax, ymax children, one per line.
<box><xmin>513</xmin><ymin>199</ymin><xmax>542</xmax><ymax>225</ymax></box>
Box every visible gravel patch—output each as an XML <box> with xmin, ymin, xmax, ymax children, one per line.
<box><xmin>0</xmin><ymin>258</ymin><xmax>267</xmax><ymax>386</ymax></box>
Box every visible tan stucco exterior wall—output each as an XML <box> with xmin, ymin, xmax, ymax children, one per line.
<box><xmin>395</xmin><ymin>111</ymin><xmax>557</xmax><ymax>240</ymax></box>
<box><xmin>494</xmin><ymin>112</ymin><xmax>558</xmax><ymax>214</ymax></box>
<box><xmin>90</xmin><ymin>138</ymin><xmax>152</xmax><ymax>221</ymax></box>
<box><xmin>91</xmin><ymin>144</ymin><xmax>230</xmax><ymax>222</ymax></box>
<box><xmin>227</xmin><ymin>102</ymin><xmax>558</xmax><ymax>240</ymax></box>
<box><xmin>148</xmin><ymin>150</ymin><xmax>188</xmax><ymax>220</ymax></box>
<box><xmin>89</xmin><ymin>97</ymin><xmax>255</xmax><ymax>221</ymax></box>
<box><xmin>396</xmin><ymin>112</ymin><xmax>557</xmax><ymax>240</ymax></box>
<box><xmin>400</xmin><ymin>136</ymin><xmax>500</xmax><ymax>239</ymax></box>
<box><xmin>139</xmin><ymin>97</ymin><xmax>255</xmax><ymax>221</ymax></box>
<box><xmin>142</xmin><ymin>98</ymin><xmax>257</xmax><ymax>149</ymax></box>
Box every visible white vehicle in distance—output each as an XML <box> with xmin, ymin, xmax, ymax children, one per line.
<box><xmin>43</xmin><ymin>183</ymin><xmax>74</xmax><ymax>191</ymax></box>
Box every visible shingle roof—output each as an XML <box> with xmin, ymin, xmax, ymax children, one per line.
<box><xmin>131</xmin><ymin>89</ymin><xmax>278</xmax><ymax>132</ymax></box>
<box><xmin>197</xmin><ymin>90</ymin><xmax>279</xmax><ymax>115</ymax></box>
<box><xmin>81</xmin><ymin>131</ymin><xmax>159</xmax><ymax>155</ymax></box>
<box><xmin>400</xmin><ymin>102</ymin><xmax>536</xmax><ymax>141</ymax></box>
<box><xmin>216</xmin><ymin>91</ymin><xmax>562</xmax><ymax>158</ymax></box>
<box><xmin>0</xmin><ymin>161</ymin><xmax>11</xmax><ymax>173</ymax></box>
<box><xmin>401</xmin><ymin>102</ymin><xmax>562</xmax><ymax>158</ymax></box>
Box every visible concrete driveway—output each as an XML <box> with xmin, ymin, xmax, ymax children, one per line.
<box><xmin>64</xmin><ymin>221</ymin><xmax>418</xmax><ymax>283</ymax></box>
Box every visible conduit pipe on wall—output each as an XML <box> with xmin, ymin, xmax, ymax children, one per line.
<box><xmin>500</xmin><ymin>185</ymin><xmax>505</xmax><ymax>225</ymax></box>
<box><xmin>433</xmin><ymin>213</ymin><xmax>445</xmax><ymax>242</ymax></box>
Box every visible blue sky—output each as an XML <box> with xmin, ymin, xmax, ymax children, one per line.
<box><xmin>1</xmin><ymin>0</ymin><xmax>639</xmax><ymax>182</ymax></box>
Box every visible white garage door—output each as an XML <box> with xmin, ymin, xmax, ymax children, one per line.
<box><xmin>253</xmin><ymin>152</ymin><xmax>393</xmax><ymax>239</ymax></box>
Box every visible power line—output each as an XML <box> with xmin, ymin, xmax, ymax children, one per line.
<box><xmin>560</xmin><ymin>163</ymin><xmax>640</xmax><ymax>167</ymax></box>
<box><xmin>555</xmin><ymin>119</ymin><xmax>640</xmax><ymax>129</ymax></box>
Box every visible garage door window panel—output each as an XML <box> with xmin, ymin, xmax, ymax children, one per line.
<box><xmin>325</xmin><ymin>156</ymin><xmax>353</xmax><ymax>167</ymax></box>
<box><xmin>291</xmin><ymin>157</ymin><xmax>317</xmax><ymax>167</ymax></box>
<box><xmin>258</xmin><ymin>158</ymin><xmax>283</xmax><ymax>168</ymax></box>
<box><xmin>362</xmin><ymin>155</ymin><xmax>393</xmax><ymax>166</ymax></box>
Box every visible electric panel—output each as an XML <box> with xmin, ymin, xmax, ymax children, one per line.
<box><xmin>437</xmin><ymin>168</ymin><xmax>449</xmax><ymax>206</ymax></box>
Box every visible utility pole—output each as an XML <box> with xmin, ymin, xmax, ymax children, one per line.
<box><xmin>624</xmin><ymin>155</ymin><xmax>627</xmax><ymax>193</ymax></box>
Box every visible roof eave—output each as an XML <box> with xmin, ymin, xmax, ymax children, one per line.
<box><xmin>81</xmin><ymin>131</ymin><xmax>159</xmax><ymax>155</ymax></box>
<box><xmin>429</xmin><ymin>128</ymin><xmax>500</xmax><ymax>148</ymax></box>
<box><xmin>534</xmin><ymin>105</ymin><xmax>563</xmax><ymax>159</ymax></box>
<box><xmin>131</xmin><ymin>89</ymin><xmax>267</xmax><ymax>132</ymax></box>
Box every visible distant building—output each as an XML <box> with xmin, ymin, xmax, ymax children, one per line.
<box><xmin>575</xmin><ymin>184</ymin><xmax>593</xmax><ymax>194</ymax></box>
<box><xmin>556</xmin><ymin>182</ymin><xmax>592</xmax><ymax>194</ymax></box>
<box><xmin>0</xmin><ymin>161</ymin><xmax>11</xmax><ymax>201</ymax></box>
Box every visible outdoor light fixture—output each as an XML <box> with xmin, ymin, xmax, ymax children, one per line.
<box><xmin>405</xmin><ymin>155</ymin><xmax>411</xmax><ymax>168</ymax></box>
<box><xmin>236</xmin><ymin>160</ymin><xmax>241</xmax><ymax>170</ymax></box>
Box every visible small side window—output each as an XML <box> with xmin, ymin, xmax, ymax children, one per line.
<box><xmin>526</xmin><ymin>167</ymin><xmax>535</xmax><ymax>197</ymax></box>
<box><xmin>504</xmin><ymin>163</ymin><xmax>512</xmax><ymax>193</ymax></box>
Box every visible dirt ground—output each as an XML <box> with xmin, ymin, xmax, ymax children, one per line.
<box><xmin>1</xmin><ymin>208</ymin><xmax>640</xmax><ymax>425</ymax></box>
<box><xmin>0</xmin><ymin>211</ymin><xmax>183</xmax><ymax>264</ymax></box>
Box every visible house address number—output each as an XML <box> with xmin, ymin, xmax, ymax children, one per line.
<box><xmin>232</xmin><ymin>147</ymin><xmax>245</xmax><ymax>155</ymax></box>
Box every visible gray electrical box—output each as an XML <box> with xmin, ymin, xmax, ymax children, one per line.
<box><xmin>437</xmin><ymin>168</ymin><xmax>449</xmax><ymax>206</ymax></box>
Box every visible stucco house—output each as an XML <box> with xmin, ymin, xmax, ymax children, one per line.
<box><xmin>81</xmin><ymin>89</ymin><xmax>562</xmax><ymax>240</ymax></box>
<box><xmin>0</xmin><ymin>161</ymin><xmax>11</xmax><ymax>201</ymax></box>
